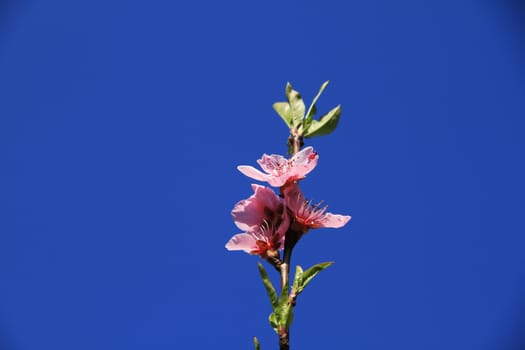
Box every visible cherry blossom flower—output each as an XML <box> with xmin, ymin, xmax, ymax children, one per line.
<box><xmin>225</xmin><ymin>222</ymin><xmax>283</xmax><ymax>257</ymax></box>
<box><xmin>237</xmin><ymin>146</ymin><xmax>319</xmax><ymax>187</ymax></box>
<box><xmin>231</xmin><ymin>184</ymin><xmax>282</xmax><ymax>232</ymax></box>
<box><xmin>284</xmin><ymin>182</ymin><xmax>351</xmax><ymax>233</ymax></box>
<box><xmin>226</xmin><ymin>184</ymin><xmax>290</xmax><ymax>256</ymax></box>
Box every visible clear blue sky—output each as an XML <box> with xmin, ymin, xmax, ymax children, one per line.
<box><xmin>1</xmin><ymin>1</ymin><xmax>525</xmax><ymax>349</ymax></box>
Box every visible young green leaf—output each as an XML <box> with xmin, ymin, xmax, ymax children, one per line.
<box><xmin>285</xmin><ymin>307</ymin><xmax>294</xmax><ymax>329</ymax></box>
<box><xmin>303</xmin><ymin>105</ymin><xmax>341</xmax><ymax>138</ymax></box>
<box><xmin>257</xmin><ymin>262</ymin><xmax>278</xmax><ymax>309</ymax></box>
<box><xmin>253</xmin><ymin>336</ymin><xmax>261</xmax><ymax>350</ymax></box>
<box><xmin>296</xmin><ymin>261</ymin><xmax>334</xmax><ymax>295</ymax></box>
<box><xmin>292</xmin><ymin>265</ymin><xmax>304</xmax><ymax>292</ymax></box>
<box><xmin>273</xmin><ymin>101</ymin><xmax>293</xmax><ymax>128</ymax></box>
<box><xmin>269</xmin><ymin>311</ymin><xmax>280</xmax><ymax>333</ymax></box>
<box><xmin>285</xmin><ymin>82</ymin><xmax>306</xmax><ymax>128</ymax></box>
<box><xmin>304</xmin><ymin>80</ymin><xmax>330</xmax><ymax>130</ymax></box>
<box><xmin>275</xmin><ymin>298</ymin><xmax>293</xmax><ymax>330</ymax></box>
<box><xmin>267</xmin><ymin>282</ymin><xmax>295</xmax><ymax>333</ymax></box>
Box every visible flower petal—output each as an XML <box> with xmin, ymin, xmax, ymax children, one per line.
<box><xmin>237</xmin><ymin>165</ymin><xmax>269</xmax><ymax>182</ymax></box>
<box><xmin>282</xmin><ymin>181</ymin><xmax>303</xmax><ymax>212</ymax></box>
<box><xmin>225</xmin><ymin>233</ymin><xmax>257</xmax><ymax>253</ymax></box>
<box><xmin>317</xmin><ymin>213</ymin><xmax>351</xmax><ymax>229</ymax></box>
<box><xmin>231</xmin><ymin>184</ymin><xmax>281</xmax><ymax>231</ymax></box>
<box><xmin>289</xmin><ymin>146</ymin><xmax>318</xmax><ymax>180</ymax></box>
<box><xmin>257</xmin><ymin>154</ymin><xmax>287</xmax><ymax>174</ymax></box>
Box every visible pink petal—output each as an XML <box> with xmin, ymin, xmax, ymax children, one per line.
<box><xmin>237</xmin><ymin>165</ymin><xmax>269</xmax><ymax>182</ymax></box>
<box><xmin>289</xmin><ymin>146</ymin><xmax>318</xmax><ymax>180</ymax></box>
<box><xmin>251</xmin><ymin>184</ymin><xmax>281</xmax><ymax>210</ymax></box>
<box><xmin>319</xmin><ymin>213</ymin><xmax>351</xmax><ymax>229</ymax></box>
<box><xmin>291</xmin><ymin>146</ymin><xmax>314</xmax><ymax>163</ymax></box>
<box><xmin>257</xmin><ymin>154</ymin><xmax>287</xmax><ymax>174</ymax></box>
<box><xmin>225</xmin><ymin>233</ymin><xmax>257</xmax><ymax>253</ymax></box>
<box><xmin>274</xmin><ymin>209</ymin><xmax>291</xmax><ymax>246</ymax></box>
<box><xmin>282</xmin><ymin>181</ymin><xmax>304</xmax><ymax>210</ymax></box>
<box><xmin>266</xmin><ymin>176</ymin><xmax>288</xmax><ymax>187</ymax></box>
<box><xmin>231</xmin><ymin>185</ymin><xmax>281</xmax><ymax>231</ymax></box>
<box><xmin>232</xmin><ymin>200</ymin><xmax>259</xmax><ymax>231</ymax></box>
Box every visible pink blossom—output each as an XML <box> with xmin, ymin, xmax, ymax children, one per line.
<box><xmin>284</xmin><ymin>182</ymin><xmax>351</xmax><ymax>233</ymax></box>
<box><xmin>237</xmin><ymin>146</ymin><xmax>319</xmax><ymax>187</ymax></box>
<box><xmin>231</xmin><ymin>184</ymin><xmax>281</xmax><ymax>232</ymax></box>
<box><xmin>225</xmin><ymin>223</ymin><xmax>282</xmax><ymax>256</ymax></box>
<box><xmin>226</xmin><ymin>184</ymin><xmax>290</xmax><ymax>256</ymax></box>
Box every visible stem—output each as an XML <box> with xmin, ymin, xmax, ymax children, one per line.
<box><xmin>278</xmin><ymin>228</ymin><xmax>301</xmax><ymax>350</ymax></box>
<box><xmin>280</xmin><ymin>228</ymin><xmax>299</xmax><ymax>289</ymax></box>
<box><xmin>279</xmin><ymin>329</ymin><xmax>290</xmax><ymax>350</ymax></box>
<box><xmin>265</xmin><ymin>250</ymin><xmax>283</xmax><ymax>273</ymax></box>
<box><xmin>288</xmin><ymin>133</ymin><xmax>304</xmax><ymax>155</ymax></box>
<box><xmin>277</xmin><ymin>132</ymin><xmax>304</xmax><ymax>350</ymax></box>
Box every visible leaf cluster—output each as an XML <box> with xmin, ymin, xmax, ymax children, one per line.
<box><xmin>257</xmin><ymin>261</ymin><xmax>333</xmax><ymax>335</ymax></box>
<box><xmin>273</xmin><ymin>81</ymin><xmax>342</xmax><ymax>139</ymax></box>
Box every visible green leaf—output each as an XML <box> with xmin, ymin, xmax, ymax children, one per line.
<box><xmin>253</xmin><ymin>336</ymin><xmax>261</xmax><ymax>350</ymax></box>
<box><xmin>292</xmin><ymin>265</ymin><xmax>304</xmax><ymax>292</ymax></box>
<box><xmin>304</xmin><ymin>80</ymin><xmax>330</xmax><ymax>130</ymax></box>
<box><xmin>285</xmin><ymin>307</ymin><xmax>294</xmax><ymax>329</ymax></box>
<box><xmin>285</xmin><ymin>82</ymin><xmax>306</xmax><ymax>128</ymax></box>
<box><xmin>267</xmin><ymin>281</ymin><xmax>295</xmax><ymax>334</ymax></box>
<box><xmin>303</xmin><ymin>105</ymin><xmax>342</xmax><ymax>138</ymax></box>
<box><xmin>279</xmin><ymin>284</ymin><xmax>294</xmax><ymax>329</ymax></box>
<box><xmin>257</xmin><ymin>262</ymin><xmax>278</xmax><ymax>309</ymax></box>
<box><xmin>278</xmin><ymin>278</ymin><xmax>289</xmax><ymax>304</ymax></box>
<box><xmin>296</xmin><ymin>261</ymin><xmax>334</xmax><ymax>295</ymax></box>
<box><xmin>269</xmin><ymin>311</ymin><xmax>279</xmax><ymax>332</ymax></box>
<box><xmin>273</xmin><ymin>102</ymin><xmax>293</xmax><ymax>128</ymax></box>
<box><xmin>273</xmin><ymin>300</ymin><xmax>293</xmax><ymax>331</ymax></box>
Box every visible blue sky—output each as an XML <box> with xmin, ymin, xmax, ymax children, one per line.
<box><xmin>1</xmin><ymin>1</ymin><xmax>525</xmax><ymax>349</ymax></box>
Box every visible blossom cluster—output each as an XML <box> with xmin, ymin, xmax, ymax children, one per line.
<box><xmin>226</xmin><ymin>146</ymin><xmax>351</xmax><ymax>258</ymax></box>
